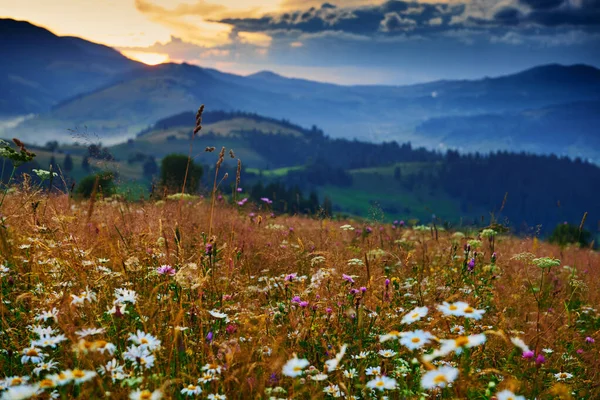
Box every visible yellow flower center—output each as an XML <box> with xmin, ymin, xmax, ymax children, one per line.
<box><xmin>187</xmin><ymin>385</ymin><xmax>196</xmax><ymax>390</ymax></box>
<box><xmin>464</xmin><ymin>306</ymin><xmax>474</xmax><ymax>313</ymax></box>
<box><xmin>40</xmin><ymin>379</ymin><xmax>55</xmax><ymax>388</ymax></box>
<box><xmin>140</xmin><ymin>338</ymin><xmax>149</xmax><ymax>344</ymax></box>
<box><xmin>455</xmin><ymin>336</ymin><xmax>469</xmax><ymax>347</ymax></box>
<box><xmin>433</xmin><ymin>374</ymin><xmax>447</xmax><ymax>384</ymax></box>
<box><xmin>411</xmin><ymin>313</ymin><xmax>419</xmax><ymax>318</ymax></box>
<box><xmin>293</xmin><ymin>366</ymin><xmax>302</xmax><ymax>372</ymax></box>
<box><xmin>72</xmin><ymin>369</ymin><xmax>85</xmax><ymax>378</ymax></box>
<box><xmin>26</xmin><ymin>349</ymin><xmax>38</xmax><ymax>356</ymax></box>
<box><xmin>10</xmin><ymin>378</ymin><xmax>22</xmax><ymax>386</ymax></box>
<box><xmin>376</xmin><ymin>380</ymin><xmax>385</xmax><ymax>387</ymax></box>
<box><xmin>411</xmin><ymin>337</ymin><xmax>421</xmax><ymax>343</ymax></box>
<box><xmin>140</xmin><ymin>390</ymin><xmax>152</xmax><ymax>400</ymax></box>
<box><xmin>449</xmin><ymin>305</ymin><xmax>458</xmax><ymax>311</ymax></box>
<box><xmin>95</xmin><ymin>340</ymin><xmax>107</xmax><ymax>348</ymax></box>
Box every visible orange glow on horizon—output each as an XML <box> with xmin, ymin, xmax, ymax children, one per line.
<box><xmin>120</xmin><ymin>50</ymin><xmax>170</xmax><ymax>65</ymax></box>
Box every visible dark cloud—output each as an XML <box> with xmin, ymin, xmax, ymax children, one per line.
<box><xmin>218</xmin><ymin>1</ymin><xmax>465</xmax><ymax>37</ymax></box>
<box><xmin>217</xmin><ymin>0</ymin><xmax>600</xmax><ymax>38</ymax></box>
<box><xmin>494</xmin><ymin>7</ymin><xmax>522</xmax><ymax>26</ymax></box>
<box><xmin>519</xmin><ymin>0</ymin><xmax>564</xmax><ymax>10</ymax></box>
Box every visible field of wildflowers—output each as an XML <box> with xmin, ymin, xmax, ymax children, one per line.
<box><xmin>0</xmin><ymin>134</ymin><xmax>598</xmax><ymax>399</ymax></box>
<box><xmin>0</xmin><ymin>185</ymin><xmax>598</xmax><ymax>400</ymax></box>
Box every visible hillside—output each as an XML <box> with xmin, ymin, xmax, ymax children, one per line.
<box><xmin>416</xmin><ymin>100</ymin><xmax>600</xmax><ymax>162</ymax></box>
<box><xmin>4</xmin><ymin>110</ymin><xmax>599</xmax><ymax>237</ymax></box>
<box><xmin>4</xmin><ymin>20</ymin><xmax>599</xmax><ymax>156</ymax></box>
<box><xmin>0</xmin><ymin>18</ymin><xmax>140</xmax><ymax>116</ymax></box>
<box><xmin>16</xmin><ymin>62</ymin><xmax>600</xmax><ymax>146</ymax></box>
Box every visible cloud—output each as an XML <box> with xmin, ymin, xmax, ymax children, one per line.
<box><xmin>519</xmin><ymin>0</ymin><xmax>564</xmax><ymax>10</ymax></box>
<box><xmin>380</xmin><ymin>12</ymin><xmax>418</xmax><ymax>31</ymax></box>
<box><xmin>135</xmin><ymin>0</ymin><xmax>227</xmax><ymax>17</ymax></box>
<box><xmin>122</xmin><ymin>0</ymin><xmax>600</xmax><ymax>85</ymax></box>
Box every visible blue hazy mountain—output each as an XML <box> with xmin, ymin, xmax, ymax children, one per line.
<box><xmin>0</xmin><ymin>18</ymin><xmax>139</xmax><ymax>116</ymax></box>
<box><xmin>3</xmin><ymin>19</ymin><xmax>600</xmax><ymax>161</ymax></box>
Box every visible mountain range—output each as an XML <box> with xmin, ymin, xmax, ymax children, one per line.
<box><xmin>2</xmin><ymin>18</ymin><xmax>600</xmax><ymax>162</ymax></box>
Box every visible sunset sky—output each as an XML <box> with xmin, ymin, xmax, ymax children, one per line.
<box><xmin>2</xmin><ymin>0</ymin><xmax>599</xmax><ymax>84</ymax></box>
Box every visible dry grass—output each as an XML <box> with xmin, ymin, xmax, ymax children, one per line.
<box><xmin>0</xmin><ymin>187</ymin><xmax>598</xmax><ymax>399</ymax></box>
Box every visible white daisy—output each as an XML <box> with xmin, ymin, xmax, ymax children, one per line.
<box><xmin>75</xmin><ymin>327</ymin><xmax>106</xmax><ymax>338</ymax></box>
<box><xmin>129</xmin><ymin>389</ymin><xmax>163</xmax><ymax>400</ymax></box>
<box><xmin>21</xmin><ymin>347</ymin><xmax>46</xmax><ymax>364</ymax></box>
<box><xmin>282</xmin><ymin>357</ymin><xmax>310</xmax><ymax>377</ymax></box>
<box><xmin>32</xmin><ymin>334</ymin><xmax>67</xmax><ymax>349</ymax></box>
<box><xmin>401</xmin><ymin>306</ymin><xmax>428</xmax><ymax>324</ymax></box>
<box><xmin>351</xmin><ymin>351</ymin><xmax>370</xmax><ymax>359</ymax></box>
<box><xmin>114</xmin><ymin>288</ymin><xmax>138</xmax><ymax>305</ymax></box>
<box><xmin>496</xmin><ymin>389</ymin><xmax>526</xmax><ymax>400</ymax></box>
<box><xmin>378</xmin><ymin>349</ymin><xmax>397</xmax><ymax>358</ymax></box>
<box><xmin>424</xmin><ymin>334</ymin><xmax>486</xmax><ymax>361</ymax></box>
<box><xmin>34</xmin><ymin>308</ymin><xmax>59</xmax><ymax>323</ymax></box>
<box><xmin>365</xmin><ymin>366</ymin><xmax>381</xmax><ymax>376</ymax></box>
<box><xmin>181</xmin><ymin>384</ymin><xmax>203</xmax><ymax>396</ymax></box>
<box><xmin>68</xmin><ymin>369</ymin><xmax>96</xmax><ymax>384</ymax></box>
<box><xmin>48</xmin><ymin>371</ymin><xmax>73</xmax><ymax>386</ymax></box>
<box><xmin>510</xmin><ymin>337</ymin><xmax>531</xmax><ymax>353</ymax></box>
<box><xmin>311</xmin><ymin>373</ymin><xmax>328</xmax><ymax>381</ymax></box>
<box><xmin>400</xmin><ymin>330</ymin><xmax>435</xmax><ymax>351</ymax></box>
<box><xmin>554</xmin><ymin>372</ymin><xmax>573</xmax><ymax>381</ymax></box>
<box><xmin>379</xmin><ymin>330</ymin><xmax>403</xmax><ymax>343</ymax></box>
<box><xmin>366</xmin><ymin>376</ymin><xmax>397</xmax><ymax>391</ymax></box>
<box><xmin>0</xmin><ymin>384</ymin><xmax>41</xmax><ymax>400</ymax></box>
<box><xmin>123</xmin><ymin>345</ymin><xmax>155</xmax><ymax>370</ymax></box>
<box><xmin>421</xmin><ymin>366</ymin><xmax>459</xmax><ymax>389</ymax></box>
<box><xmin>438</xmin><ymin>301</ymin><xmax>485</xmax><ymax>319</ymax></box>
<box><xmin>343</xmin><ymin>368</ymin><xmax>357</xmax><ymax>379</ymax></box>
<box><xmin>128</xmin><ymin>331</ymin><xmax>161</xmax><ymax>351</ymax></box>
<box><xmin>33</xmin><ymin>360</ymin><xmax>58</xmax><ymax>376</ymax></box>
<box><xmin>201</xmin><ymin>364</ymin><xmax>223</xmax><ymax>375</ymax></box>
<box><xmin>323</xmin><ymin>383</ymin><xmax>343</xmax><ymax>397</ymax></box>
<box><xmin>208</xmin><ymin>310</ymin><xmax>228</xmax><ymax>320</ymax></box>
<box><xmin>324</xmin><ymin>344</ymin><xmax>347</xmax><ymax>372</ymax></box>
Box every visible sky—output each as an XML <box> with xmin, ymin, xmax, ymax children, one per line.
<box><xmin>1</xmin><ymin>0</ymin><xmax>600</xmax><ymax>84</ymax></box>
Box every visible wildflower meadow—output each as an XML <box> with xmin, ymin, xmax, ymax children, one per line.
<box><xmin>0</xmin><ymin>140</ymin><xmax>598</xmax><ymax>400</ymax></box>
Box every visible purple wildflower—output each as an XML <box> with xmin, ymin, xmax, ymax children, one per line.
<box><xmin>585</xmin><ymin>337</ymin><xmax>595</xmax><ymax>343</ymax></box>
<box><xmin>535</xmin><ymin>354</ymin><xmax>546</xmax><ymax>365</ymax></box>
<box><xmin>342</xmin><ymin>274</ymin><xmax>355</xmax><ymax>284</ymax></box>
<box><xmin>157</xmin><ymin>264</ymin><xmax>176</xmax><ymax>276</ymax></box>
<box><xmin>467</xmin><ymin>258</ymin><xmax>476</xmax><ymax>271</ymax></box>
<box><xmin>522</xmin><ymin>350</ymin><xmax>535</xmax><ymax>359</ymax></box>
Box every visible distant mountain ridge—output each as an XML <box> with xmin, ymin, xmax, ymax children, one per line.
<box><xmin>2</xmin><ymin>18</ymin><xmax>600</xmax><ymax>160</ymax></box>
<box><xmin>0</xmin><ymin>18</ymin><xmax>140</xmax><ymax>116</ymax></box>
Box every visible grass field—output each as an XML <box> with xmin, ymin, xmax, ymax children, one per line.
<box><xmin>0</xmin><ymin>182</ymin><xmax>598</xmax><ymax>399</ymax></box>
